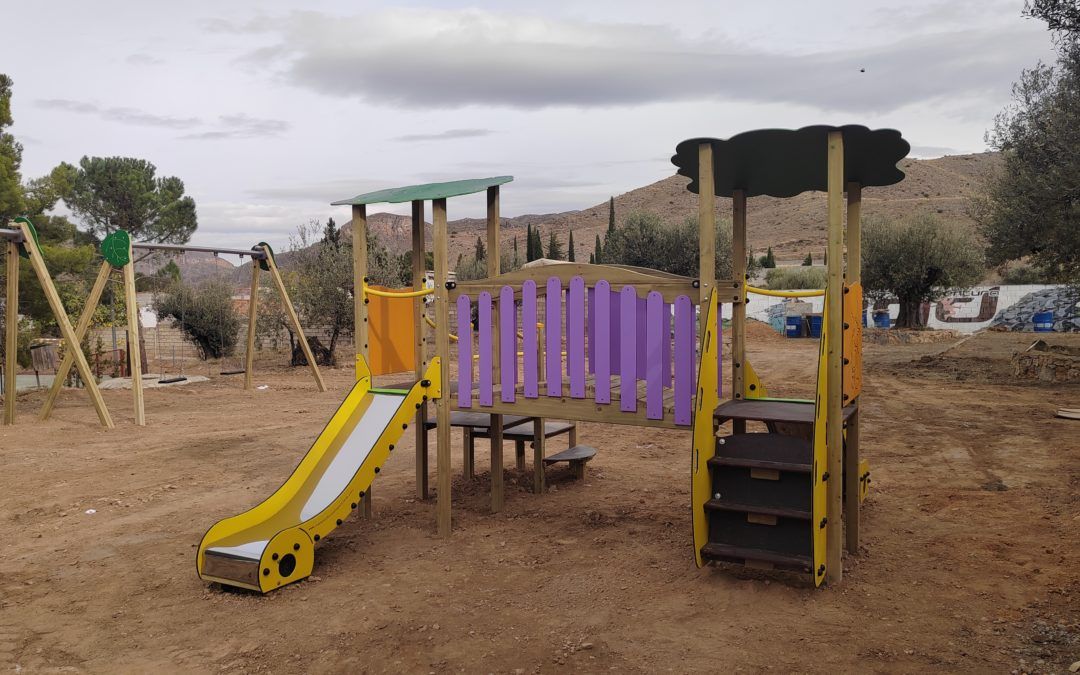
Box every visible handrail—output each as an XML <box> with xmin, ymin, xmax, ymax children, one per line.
<box><xmin>363</xmin><ymin>283</ymin><xmax>434</xmax><ymax>298</ymax></box>
<box><xmin>746</xmin><ymin>285</ymin><xmax>825</xmax><ymax>298</ymax></box>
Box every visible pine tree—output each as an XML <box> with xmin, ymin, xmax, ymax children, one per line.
<box><xmin>594</xmin><ymin>233</ymin><xmax>603</xmax><ymax>263</ymax></box>
<box><xmin>474</xmin><ymin>235</ymin><xmax>486</xmax><ymax>261</ymax></box>
<box><xmin>763</xmin><ymin>247</ymin><xmax>776</xmax><ymax>268</ymax></box>
<box><xmin>546</xmin><ymin>230</ymin><xmax>564</xmax><ymax>260</ymax></box>
<box><xmin>589</xmin><ymin>252</ymin><xmax>595</xmax><ymax>264</ymax></box>
<box><xmin>607</xmin><ymin>196</ymin><xmax>616</xmax><ymax>235</ymax></box>
<box><xmin>532</xmin><ymin>227</ymin><xmax>544</xmax><ymax>260</ymax></box>
<box><xmin>568</xmin><ymin>229</ymin><xmax>576</xmax><ymax>262</ymax></box>
<box><xmin>513</xmin><ymin>236</ymin><xmax>520</xmax><ymax>266</ymax></box>
<box><xmin>802</xmin><ymin>252</ymin><xmax>813</xmax><ymax>266</ymax></box>
<box><xmin>323</xmin><ymin>217</ymin><xmax>340</xmax><ymax>248</ymax></box>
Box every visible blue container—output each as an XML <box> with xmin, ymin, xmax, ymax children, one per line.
<box><xmin>873</xmin><ymin>312</ymin><xmax>891</xmax><ymax>329</ymax></box>
<box><xmin>1033</xmin><ymin>311</ymin><xmax>1054</xmax><ymax>332</ymax></box>
<box><xmin>808</xmin><ymin>315</ymin><xmax>823</xmax><ymax>338</ymax></box>
<box><xmin>785</xmin><ymin>315</ymin><xmax>803</xmax><ymax>338</ymax></box>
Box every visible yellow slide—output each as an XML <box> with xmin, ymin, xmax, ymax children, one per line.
<box><xmin>196</xmin><ymin>358</ymin><xmax>441</xmax><ymax>593</ymax></box>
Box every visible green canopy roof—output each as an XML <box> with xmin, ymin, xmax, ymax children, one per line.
<box><xmin>331</xmin><ymin>176</ymin><xmax>513</xmax><ymax>206</ymax></box>
<box><xmin>672</xmin><ymin>126</ymin><xmax>909</xmax><ymax>198</ymax></box>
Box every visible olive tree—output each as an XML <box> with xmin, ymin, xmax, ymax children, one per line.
<box><xmin>862</xmin><ymin>214</ymin><xmax>985</xmax><ymax>328</ymax></box>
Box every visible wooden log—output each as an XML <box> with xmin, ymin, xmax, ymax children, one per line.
<box><xmin>263</xmin><ymin>247</ymin><xmax>326</xmax><ymax>392</ymax></box>
<box><xmin>486</xmin><ymin>187</ymin><xmax>505</xmax><ymax>512</ymax></box>
<box><xmin>533</xmin><ymin>417</ymin><xmax>546</xmax><ymax>494</ymax></box>
<box><xmin>698</xmin><ymin>142</ymin><xmax>716</xmax><ymax>304</ymax></box>
<box><xmin>18</xmin><ymin>222</ymin><xmax>113</xmax><ymax>428</ymax></box>
<box><xmin>826</xmin><ymin>130</ymin><xmax>845</xmax><ymax>584</ymax></box>
<box><xmin>122</xmin><ymin>253</ymin><xmax>145</xmax><ymax>426</ymax></box>
<box><xmin>40</xmin><ymin>261</ymin><xmax>112</xmax><ymax>420</ymax></box>
<box><xmin>244</xmin><ymin>262</ymin><xmax>260</xmax><ymax>390</ymax></box>
<box><xmin>3</xmin><ymin>241</ymin><xmax>17</xmax><ymax>425</ymax></box>
<box><xmin>433</xmin><ymin>198</ymin><xmax>453</xmax><ymax>536</ymax></box>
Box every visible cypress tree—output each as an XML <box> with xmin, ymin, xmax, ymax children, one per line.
<box><xmin>568</xmin><ymin>230</ymin><xmax>576</xmax><ymax>262</ymax></box>
<box><xmin>607</xmin><ymin>196</ymin><xmax>616</xmax><ymax>234</ymax></box>
<box><xmin>594</xmin><ymin>233</ymin><xmax>603</xmax><ymax>263</ymax></box>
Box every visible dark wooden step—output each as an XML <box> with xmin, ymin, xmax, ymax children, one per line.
<box><xmin>714</xmin><ymin>399</ymin><xmax>857</xmax><ymax>426</ymax></box>
<box><xmin>542</xmin><ymin>445</ymin><xmax>596</xmax><ymax>465</ymax></box>
<box><xmin>708</xmin><ymin>433</ymin><xmax>812</xmax><ymax>473</ymax></box>
<box><xmin>700</xmin><ymin>542</ymin><xmax>812</xmax><ymax>572</ymax></box>
<box><xmin>705</xmin><ymin>499</ymin><xmax>810</xmax><ymax>521</ymax></box>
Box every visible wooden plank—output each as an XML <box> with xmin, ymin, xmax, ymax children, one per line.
<box><xmin>698</xmin><ymin>142</ymin><xmax>716</xmax><ymax>304</ymax></box>
<box><xmin>457</xmin><ymin>295</ymin><xmax>473</xmax><ymax>407</ymax></box>
<box><xmin>19</xmin><ymin>223</ymin><xmax>113</xmax><ymax>428</ymax></box>
<box><xmin>352</xmin><ymin>204</ymin><xmax>368</xmax><ymax>380</ymax></box>
<box><xmin>263</xmin><ymin>247</ymin><xmax>326</xmax><ymax>392</ymax></box>
<box><xmin>845</xmin><ymin>182</ymin><xmax>862</xmax><ymax>553</ymax></box>
<box><xmin>244</xmin><ymin>262</ymin><xmax>259</xmax><ymax>390</ymax></box>
<box><xmin>674</xmin><ymin>296</ymin><xmax>694</xmax><ymax>425</ymax></box>
<box><xmin>499</xmin><ymin>285</ymin><xmax>516</xmax><ymax>402</ymax></box>
<box><xmin>731</xmin><ymin>189</ymin><xmax>747</xmax><ymax>404</ymax></box>
<box><xmin>522</xmin><ymin>280</ymin><xmax>538</xmax><ymax>398</ymax></box>
<box><xmin>412</xmin><ymin>200</ymin><xmax>428</xmax><ymax>500</ymax></box>
<box><xmin>433</xmin><ymin>198</ymin><xmax>452</xmax><ymax>537</ymax></box>
<box><xmin>593</xmin><ymin>280</ymin><xmax>610</xmax><ymax>404</ymax></box>
<box><xmin>472</xmin><ymin>396</ymin><xmax>683</xmax><ymax>430</ymax></box>
<box><xmin>40</xmin><ymin>260</ymin><xmax>111</xmax><ymax>420</ymax></box>
<box><xmin>478</xmin><ymin>292</ymin><xmax>494</xmax><ymax>406</ymax></box>
<box><xmin>567</xmin><ymin>276</ymin><xmax>586</xmax><ymax>398</ymax></box>
<box><xmin>826</xmin><ymin>130</ymin><xmax>845</xmax><ymax>585</ymax></box>
<box><xmin>490</xmin><ymin>413</ymin><xmax>504</xmax><ymax>513</ymax></box>
<box><xmin>619</xmin><ymin>286</ymin><xmax>637</xmax><ymax>412</ymax></box>
<box><xmin>545</xmin><ymin>277</ymin><xmax>562</xmax><ymax>397</ymax></box>
<box><xmin>533</xmin><ymin>417</ymin><xmax>546</xmax><ymax>493</ymax></box>
<box><xmin>462</xmin><ymin>427</ymin><xmax>474</xmax><ymax>479</ymax></box>
<box><xmin>3</xmin><ymin>241</ymin><xmax>18</xmax><ymax>425</ymax></box>
<box><xmin>122</xmin><ymin>254</ymin><xmax>145</xmax><ymax>426</ymax></box>
<box><xmin>645</xmin><ymin>291</ymin><xmax>663</xmax><ymax>420</ymax></box>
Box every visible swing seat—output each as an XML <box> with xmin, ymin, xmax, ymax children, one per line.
<box><xmin>220</xmin><ymin>369</ymin><xmax>246</xmax><ymax>376</ymax></box>
<box><xmin>159</xmin><ymin>376</ymin><xmax>188</xmax><ymax>384</ymax></box>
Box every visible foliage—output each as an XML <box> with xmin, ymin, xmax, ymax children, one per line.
<box><xmin>601</xmin><ymin>211</ymin><xmax>735</xmax><ymax>280</ymax></box>
<box><xmin>473</xmin><ymin>235</ymin><xmax>486</xmax><ymax>262</ymax></box>
<box><xmin>455</xmin><ymin>249</ymin><xmax>519</xmax><ymax>281</ymax></box>
<box><xmin>594</xmin><ymin>233</ymin><xmax>603</xmax><ymax>263</ymax></box>
<box><xmin>137</xmin><ymin>260</ymin><xmax>181</xmax><ymax>292</ymax></box>
<box><xmin>862</xmin><ymin>214</ymin><xmax>985</xmax><ymax>328</ymax></box>
<box><xmin>759</xmin><ymin>247</ymin><xmax>776</xmax><ymax>268</ymax></box>
<box><xmin>568</xmin><ymin>230</ymin><xmax>576</xmax><ymax>262</ymax></box>
<box><xmin>546</xmin><ymin>230</ymin><xmax>564</xmax><ymax>260</ymax></box>
<box><xmin>288</xmin><ymin>219</ymin><xmax>355</xmax><ymax>364</ymax></box>
<box><xmin>59</xmin><ymin>156</ymin><xmax>198</xmax><ymax>244</ymax></box>
<box><xmin>1000</xmin><ymin>262</ymin><xmax>1054</xmax><ymax>284</ymax></box>
<box><xmin>525</xmin><ymin>224</ymin><xmax>544</xmax><ymax>262</ymax></box>
<box><xmin>974</xmin><ymin>36</ymin><xmax>1080</xmax><ymax>282</ymax></box>
<box><xmin>802</xmin><ymin>252</ymin><xmax>813</xmax><ymax>266</ymax></box>
<box><xmin>0</xmin><ymin>73</ymin><xmax>24</xmax><ymax>222</ymax></box>
<box><xmin>153</xmin><ymin>279</ymin><xmax>240</xmax><ymax>359</ymax></box>
<box><xmin>765</xmin><ymin>266</ymin><xmax>827</xmax><ymax>290</ymax></box>
<box><xmin>607</xmin><ymin>196</ymin><xmax>615</xmax><ymax>235</ymax></box>
<box><xmin>1024</xmin><ymin>0</ymin><xmax>1080</xmax><ymax>33</ymax></box>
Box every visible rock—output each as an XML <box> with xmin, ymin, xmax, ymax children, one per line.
<box><xmin>1069</xmin><ymin>661</ymin><xmax>1080</xmax><ymax>673</ymax></box>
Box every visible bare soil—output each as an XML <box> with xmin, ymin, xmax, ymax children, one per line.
<box><xmin>1</xmin><ymin>331</ymin><xmax>1078</xmax><ymax>673</ymax></box>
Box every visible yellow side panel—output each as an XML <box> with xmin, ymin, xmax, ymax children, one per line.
<box><xmin>743</xmin><ymin>359</ymin><xmax>769</xmax><ymax>399</ymax></box>
<box><xmin>368</xmin><ymin>285</ymin><xmax>416</xmax><ymax>376</ymax></box>
<box><xmin>811</xmin><ymin>294</ymin><xmax>831</xmax><ymax>586</ymax></box>
<box><xmin>843</xmin><ymin>283</ymin><xmax>863</xmax><ymax>402</ymax></box>
<box><xmin>692</xmin><ymin>291</ymin><xmax>721</xmax><ymax>567</ymax></box>
<box><xmin>859</xmin><ymin>458</ymin><xmax>871</xmax><ymax>503</ymax></box>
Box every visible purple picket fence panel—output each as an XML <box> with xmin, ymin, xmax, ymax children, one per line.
<box><xmin>478</xmin><ymin>292</ymin><xmax>494</xmax><ymax>407</ymax></box>
<box><xmin>663</xmin><ymin>302</ymin><xmax>672</xmax><ymax>389</ymax></box>
<box><xmin>500</xmin><ymin>285</ymin><xmax>516</xmax><ymax>403</ymax></box>
<box><xmin>673</xmin><ymin>295</ymin><xmax>694</xmax><ymax>426</ymax></box>
<box><xmin>635</xmin><ymin>296</ymin><xmax>647</xmax><ymax>381</ymax></box>
<box><xmin>546</xmin><ymin>277</ymin><xmax>562</xmax><ymax>397</ymax></box>
<box><xmin>619</xmin><ymin>286</ymin><xmax>638</xmax><ymax>412</ymax></box>
<box><xmin>567</xmin><ymin>276</ymin><xmax>586</xmax><ymax>398</ymax></box>
<box><xmin>587</xmin><ymin>286</ymin><xmax>595</xmax><ymax>375</ymax></box>
<box><xmin>716</xmin><ymin>301</ymin><xmax>724</xmax><ymax>399</ymax></box>
<box><xmin>610</xmin><ymin>289</ymin><xmax>621</xmax><ymax>376</ymax></box>
<box><xmin>522</xmin><ymin>280</ymin><xmax>539</xmax><ymax>399</ymax></box>
<box><xmin>457</xmin><ymin>295</ymin><xmax>473</xmax><ymax>408</ymax></box>
<box><xmin>593</xmin><ymin>280</ymin><xmax>611</xmax><ymax>404</ymax></box>
<box><xmin>645</xmin><ymin>292</ymin><xmax>665</xmax><ymax>419</ymax></box>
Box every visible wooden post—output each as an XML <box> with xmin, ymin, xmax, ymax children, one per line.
<box><xmin>532</xmin><ymin>418</ymin><xmax>546</xmax><ymax>494</ymax></box>
<box><xmin>122</xmin><ymin>254</ymin><xmax>145</xmax><ymax>426</ymax></box>
<box><xmin>352</xmin><ymin>204</ymin><xmax>369</xmax><ymax>381</ymax></box>
<box><xmin>41</xmin><ymin>261</ymin><xmax>112</xmax><ymax>420</ymax></box>
<box><xmin>698</xmin><ymin>142</ymin><xmax>716</xmax><ymax>305</ymax></box>
<box><xmin>262</xmin><ymin>247</ymin><xmax>326</xmax><ymax>392</ymax></box>
<box><xmin>3</xmin><ymin>240</ymin><xmax>18</xmax><ymax>425</ymax></box>
<box><xmin>731</xmin><ymin>189</ymin><xmax>748</xmax><ymax>433</ymax></box>
<box><xmin>433</xmin><ymin>198</ymin><xmax>453</xmax><ymax>536</ymax></box>
<box><xmin>243</xmin><ymin>262</ymin><xmax>260</xmax><ymax>390</ymax></box>
<box><xmin>18</xmin><ymin>222</ymin><xmax>113</xmax><ymax>428</ymax></box>
<box><xmin>412</xmin><ymin>200</ymin><xmax>429</xmax><ymax>500</ymax></box>
<box><xmin>463</xmin><ymin>427</ymin><xmax>474</xmax><ymax>479</ymax></box>
<box><xmin>487</xmin><ymin>185</ymin><xmax>505</xmax><ymax>512</ymax></box>
<box><xmin>844</xmin><ymin>182</ymin><xmax>862</xmax><ymax>553</ymax></box>
<box><xmin>825</xmin><ymin>131</ymin><xmax>845</xmax><ymax>584</ymax></box>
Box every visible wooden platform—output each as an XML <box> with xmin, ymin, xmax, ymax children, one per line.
<box><xmin>713</xmin><ymin>399</ymin><xmax>857</xmax><ymax>426</ymax></box>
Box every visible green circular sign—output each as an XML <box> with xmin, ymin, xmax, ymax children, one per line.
<box><xmin>101</xmin><ymin>230</ymin><xmax>132</xmax><ymax>268</ymax></box>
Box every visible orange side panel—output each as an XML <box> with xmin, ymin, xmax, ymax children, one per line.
<box><xmin>367</xmin><ymin>286</ymin><xmax>416</xmax><ymax>376</ymax></box>
<box><xmin>843</xmin><ymin>283</ymin><xmax>863</xmax><ymax>402</ymax></box>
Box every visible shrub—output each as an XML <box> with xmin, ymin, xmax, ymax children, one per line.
<box><xmin>765</xmin><ymin>266</ymin><xmax>827</xmax><ymax>289</ymax></box>
<box><xmin>154</xmin><ymin>279</ymin><xmax>240</xmax><ymax>359</ymax></box>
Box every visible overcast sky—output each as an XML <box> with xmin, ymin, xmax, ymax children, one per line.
<box><xmin>7</xmin><ymin>0</ymin><xmax>1056</xmax><ymax>254</ymax></box>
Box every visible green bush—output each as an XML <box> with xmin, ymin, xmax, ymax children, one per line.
<box><xmin>1000</xmin><ymin>263</ymin><xmax>1052</xmax><ymax>285</ymax></box>
<box><xmin>602</xmin><ymin>211</ymin><xmax>737</xmax><ymax>279</ymax></box>
<box><xmin>153</xmin><ymin>280</ymin><xmax>240</xmax><ymax>359</ymax></box>
<box><xmin>765</xmin><ymin>266</ymin><xmax>827</xmax><ymax>289</ymax></box>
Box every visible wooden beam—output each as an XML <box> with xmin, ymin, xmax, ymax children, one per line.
<box><xmin>122</xmin><ymin>254</ymin><xmax>145</xmax><ymax>426</ymax></box>
<box><xmin>18</xmin><ymin>222</ymin><xmax>113</xmax><ymax>428</ymax></box>
<box><xmin>732</xmin><ymin>189</ymin><xmax>748</xmax><ymax>435</ymax></box>
<box><xmin>412</xmin><ymin>200</ymin><xmax>429</xmax><ymax>500</ymax></box>
<box><xmin>40</xmin><ymin>261</ymin><xmax>112</xmax><ymax>420</ymax></box>
<box><xmin>486</xmin><ymin>185</ymin><xmax>505</xmax><ymax>513</ymax></box>
<box><xmin>352</xmin><ymin>204</ymin><xmax>369</xmax><ymax>380</ymax></box>
<box><xmin>826</xmin><ymin>130</ymin><xmax>845</xmax><ymax>584</ymax></box>
<box><xmin>243</xmin><ymin>263</ymin><xmax>260</xmax><ymax>390</ymax></box>
<box><xmin>433</xmin><ymin>198</ymin><xmax>453</xmax><ymax>536</ymax></box>
<box><xmin>263</xmin><ymin>248</ymin><xmax>326</xmax><ymax>392</ymax></box>
<box><xmin>698</xmin><ymin>142</ymin><xmax>716</xmax><ymax>304</ymax></box>
<box><xmin>844</xmin><ymin>181</ymin><xmax>862</xmax><ymax>554</ymax></box>
<box><xmin>532</xmin><ymin>417</ymin><xmax>546</xmax><ymax>494</ymax></box>
<box><xmin>3</xmin><ymin>241</ymin><xmax>18</xmax><ymax>425</ymax></box>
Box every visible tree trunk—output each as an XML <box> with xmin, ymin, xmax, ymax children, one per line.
<box><xmin>328</xmin><ymin>326</ymin><xmax>339</xmax><ymax>367</ymax></box>
<box><xmin>894</xmin><ymin>299</ymin><xmax>928</xmax><ymax>329</ymax></box>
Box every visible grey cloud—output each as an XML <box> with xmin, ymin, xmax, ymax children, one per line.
<box><xmin>125</xmin><ymin>53</ymin><xmax>164</xmax><ymax>66</ymax></box>
<box><xmin>180</xmin><ymin>114</ymin><xmax>290</xmax><ymax>140</ymax></box>
<box><xmin>247</xmin><ymin>179</ymin><xmax>391</xmax><ymax>202</ymax></box>
<box><xmin>393</xmin><ymin>128</ymin><xmax>493</xmax><ymax>142</ymax></box>
<box><xmin>234</xmin><ymin>9</ymin><xmax>1051</xmax><ymax>114</ymax></box>
<box><xmin>36</xmin><ymin>99</ymin><xmax>200</xmax><ymax>128</ymax></box>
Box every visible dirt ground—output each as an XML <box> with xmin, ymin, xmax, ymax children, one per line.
<box><xmin>1</xmin><ymin>329</ymin><xmax>1078</xmax><ymax>674</ymax></box>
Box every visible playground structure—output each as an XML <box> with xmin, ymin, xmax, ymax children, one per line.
<box><xmin>3</xmin><ymin>218</ymin><xmax>113</xmax><ymax>428</ymax></box>
<box><xmin>5</xmin><ymin>224</ymin><xmax>325</xmax><ymax>428</ymax></box>
<box><xmin>196</xmin><ymin>126</ymin><xmax>908</xmax><ymax>591</ymax></box>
